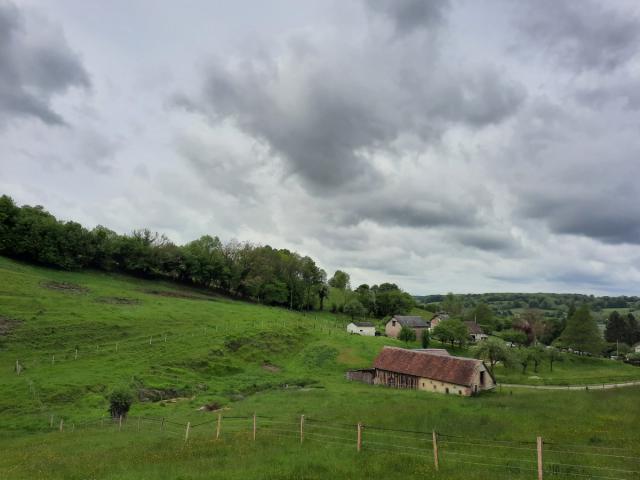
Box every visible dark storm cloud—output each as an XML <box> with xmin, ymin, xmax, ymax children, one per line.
<box><xmin>342</xmin><ymin>201</ymin><xmax>478</xmax><ymax>229</ymax></box>
<box><xmin>456</xmin><ymin>230</ymin><xmax>519</xmax><ymax>253</ymax></box>
<box><xmin>515</xmin><ymin>0</ymin><xmax>640</xmax><ymax>71</ymax></box>
<box><xmin>365</xmin><ymin>0</ymin><xmax>450</xmax><ymax>34</ymax></box>
<box><xmin>0</xmin><ymin>1</ymin><xmax>89</xmax><ymax>127</ymax></box>
<box><xmin>519</xmin><ymin>192</ymin><xmax>640</xmax><ymax>245</ymax></box>
<box><xmin>184</xmin><ymin>32</ymin><xmax>524</xmax><ymax>192</ymax></box>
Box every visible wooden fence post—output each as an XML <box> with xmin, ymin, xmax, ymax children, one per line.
<box><xmin>184</xmin><ymin>422</ymin><xmax>191</xmax><ymax>442</ymax></box>
<box><xmin>15</xmin><ymin>360</ymin><xmax>21</xmax><ymax>375</ymax></box>
<box><xmin>253</xmin><ymin>413</ymin><xmax>256</xmax><ymax>441</ymax></box>
<box><xmin>52</xmin><ymin>355</ymin><xmax>55</xmax><ymax>365</ymax></box>
<box><xmin>300</xmin><ymin>415</ymin><xmax>305</xmax><ymax>443</ymax></box>
<box><xmin>119</xmin><ymin>415</ymin><xmax>123</xmax><ymax>431</ymax></box>
<box><xmin>216</xmin><ymin>414</ymin><xmax>221</xmax><ymax>440</ymax></box>
<box><xmin>432</xmin><ymin>431</ymin><xmax>439</xmax><ymax>471</ymax></box>
<box><xmin>59</xmin><ymin>419</ymin><xmax>64</xmax><ymax>432</ymax></box>
<box><xmin>537</xmin><ymin>436</ymin><xmax>543</xmax><ymax>480</ymax></box>
<box><xmin>71</xmin><ymin>423</ymin><xmax>75</xmax><ymax>432</ymax></box>
<box><xmin>74</xmin><ymin>348</ymin><xmax>78</xmax><ymax>360</ymax></box>
<box><xmin>101</xmin><ymin>416</ymin><xmax>104</xmax><ymax>428</ymax></box>
<box><xmin>357</xmin><ymin>423</ymin><xmax>362</xmax><ymax>452</ymax></box>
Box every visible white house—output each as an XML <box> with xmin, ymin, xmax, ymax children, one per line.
<box><xmin>634</xmin><ymin>342</ymin><xmax>640</xmax><ymax>354</ymax></box>
<box><xmin>347</xmin><ymin>322</ymin><xmax>376</xmax><ymax>336</ymax></box>
<box><xmin>464</xmin><ymin>321</ymin><xmax>488</xmax><ymax>343</ymax></box>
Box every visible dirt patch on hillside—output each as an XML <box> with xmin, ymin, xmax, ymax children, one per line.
<box><xmin>138</xmin><ymin>387</ymin><xmax>192</xmax><ymax>402</ymax></box>
<box><xmin>0</xmin><ymin>316</ymin><xmax>21</xmax><ymax>336</ymax></box>
<box><xmin>262</xmin><ymin>362</ymin><xmax>281</xmax><ymax>373</ymax></box>
<box><xmin>41</xmin><ymin>281</ymin><xmax>89</xmax><ymax>294</ymax></box>
<box><xmin>143</xmin><ymin>289</ymin><xmax>214</xmax><ymax>301</ymax></box>
<box><xmin>95</xmin><ymin>296</ymin><xmax>141</xmax><ymax>305</ymax></box>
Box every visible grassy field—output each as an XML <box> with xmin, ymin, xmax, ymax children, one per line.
<box><xmin>1</xmin><ymin>256</ymin><xmax>640</xmax><ymax>479</ymax></box>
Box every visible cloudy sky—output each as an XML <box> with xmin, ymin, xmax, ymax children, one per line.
<box><xmin>2</xmin><ymin>0</ymin><xmax>640</xmax><ymax>295</ymax></box>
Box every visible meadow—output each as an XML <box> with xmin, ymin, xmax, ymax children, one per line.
<box><xmin>1</xmin><ymin>256</ymin><xmax>639</xmax><ymax>479</ymax></box>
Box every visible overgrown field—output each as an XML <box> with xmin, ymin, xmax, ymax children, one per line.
<box><xmin>1</xmin><ymin>256</ymin><xmax>639</xmax><ymax>479</ymax></box>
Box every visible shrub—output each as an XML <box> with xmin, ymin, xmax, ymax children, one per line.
<box><xmin>399</xmin><ymin>326</ymin><xmax>416</xmax><ymax>343</ymax></box>
<box><xmin>108</xmin><ymin>387</ymin><xmax>133</xmax><ymax>419</ymax></box>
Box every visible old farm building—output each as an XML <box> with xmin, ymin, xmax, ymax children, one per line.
<box><xmin>385</xmin><ymin>315</ymin><xmax>430</xmax><ymax>339</ymax></box>
<box><xmin>346</xmin><ymin>322</ymin><xmax>376</xmax><ymax>336</ymax></box>
<box><xmin>369</xmin><ymin>347</ymin><xmax>495</xmax><ymax>396</ymax></box>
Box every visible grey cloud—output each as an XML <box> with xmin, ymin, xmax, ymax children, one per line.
<box><xmin>365</xmin><ymin>0</ymin><xmax>450</xmax><ymax>35</ymax></box>
<box><xmin>502</xmin><ymin>98</ymin><xmax>640</xmax><ymax>245</ymax></box>
<box><xmin>455</xmin><ymin>230</ymin><xmax>520</xmax><ymax>253</ymax></box>
<box><xmin>0</xmin><ymin>1</ymin><xmax>89</xmax><ymax>127</ymax></box>
<box><xmin>342</xmin><ymin>200</ymin><xmax>478</xmax><ymax>229</ymax></box>
<box><xmin>576</xmin><ymin>77</ymin><xmax>640</xmax><ymax>111</ymax></box>
<box><xmin>183</xmin><ymin>28</ymin><xmax>524</xmax><ymax>192</ymax></box>
<box><xmin>515</xmin><ymin>0</ymin><xmax>640</xmax><ymax>71</ymax></box>
<box><xmin>519</xmin><ymin>192</ymin><xmax>640</xmax><ymax>245</ymax></box>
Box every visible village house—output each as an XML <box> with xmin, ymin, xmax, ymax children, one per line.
<box><xmin>633</xmin><ymin>342</ymin><xmax>640</xmax><ymax>354</ymax></box>
<box><xmin>346</xmin><ymin>321</ymin><xmax>376</xmax><ymax>336</ymax></box>
<box><xmin>464</xmin><ymin>321</ymin><xmax>488</xmax><ymax>343</ymax></box>
<box><xmin>429</xmin><ymin>312</ymin><xmax>449</xmax><ymax>331</ymax></box>
<box><xmin>370</xmin><ymin>346</ymin><xmax>495</xmax><ymax>396</ymax></box>
<box><xmin>385</xmin><ymin>315</ymin><xmax>430</xmax><ymax>339</ymax></box>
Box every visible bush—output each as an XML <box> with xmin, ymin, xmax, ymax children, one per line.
<box><xmin>399</xmin><ymin>326</ymin><xmax>416</xmax><ymax>343</ymax></box>
<box><xmin>421</xmin><ymin>329</ymin><xmax>430</xmax><ymax>348</ymax></box>
<box><xmin>108</xmin><ymin>387</ymin><xmax>133</xmax><ymax>419</ymax></box>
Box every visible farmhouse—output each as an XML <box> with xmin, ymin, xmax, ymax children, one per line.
<box><xmin>633</xmin><ymin>342</ymin><xmax>640</xmax><ymax>354</ymax></box>
<box><xmin>464</xmin><ymin>321</ymin><xmax>488</xmax><ymax>343</ymax></box>
<box><xmin>371</xmin><ymin>346</ymin><xmax>495</xmax><ymax>396</ymax></box>
<box><xmin>347</xmin><ymin>322</ymin><xmax>376</xmax><ymax>336</ymax></box>
<box><xmin>429</xmin><ymin>312</ymin><xmax>449</xmax><ymax>331</ymax></box>
<box><xmin>385</xmin><ymin>315</ymin><xmax>430</xmax><ymax>339</ymax></box>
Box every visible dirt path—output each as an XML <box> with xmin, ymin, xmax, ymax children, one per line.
<box><xmin>499</xmin><ymin>380</ymin><xmax>640</xmax><ymax>390</ymax></box>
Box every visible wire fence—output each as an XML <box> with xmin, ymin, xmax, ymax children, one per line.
<box><xmin>46</xmin><ymin>412</ymin><xmax>640</xmax><ymax>479</ymax></box>
<box><xmin>8</xmin><ymin>315</ymin><xmax>352</xmax><ymax>373</ymax></box>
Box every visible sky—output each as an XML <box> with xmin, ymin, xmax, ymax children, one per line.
<box><xmin>1</xmin><ymin>0</ymin><xmax>640</xmax><ymax>296</ymax></box>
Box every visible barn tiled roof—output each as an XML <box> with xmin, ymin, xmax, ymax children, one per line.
<box><xmin>353</xmin><ymin>322</ymin><xmax>374</xmax><ymax>327</ymax></box>
<box><xmin>392</xmin><ymin>316</ymin><xmax>429</xmax><ymax>327</ymax></box>
<box><xmin>373</xmin><ymin>347</ymin><xmax>483</xmax><ymax>387</ymax></box>
<box><xmin>464</xmin><ymin>321</ymin><xmax>485</xmax><ymax>335</ymax></box>
<box><xmin>412</xmin><ymin>348</ymin><xmax>450</xmax><ymax>356</ymax></box>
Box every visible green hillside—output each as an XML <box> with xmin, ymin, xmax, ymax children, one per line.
<box><xmin>1</xmin><ymin>256</ymin><xmax>640</xmax><ymax>479</ymax></box>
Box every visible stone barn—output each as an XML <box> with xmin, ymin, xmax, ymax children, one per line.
<box><xmin>371</xmin><ymin>346</ymin><xmax>495</xmax><ymax>396</ymax></box>
<box><xmin>385</xmin><ymin>315</ymin><xmax>430</xmax><ymax>339</ymax></box>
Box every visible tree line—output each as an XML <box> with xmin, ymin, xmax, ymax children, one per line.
<box><xmin>0</xmin><ymin>195</ymin><xmax>414</xmax><ymax>313</ymax></box>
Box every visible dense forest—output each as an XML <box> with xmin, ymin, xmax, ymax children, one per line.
<box><xmin>0</xmin><ymin>195</ymin><xmax>415</xmax><ymax>315</ymax></box>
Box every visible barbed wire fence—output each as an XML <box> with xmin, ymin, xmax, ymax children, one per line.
<box><xmin>44</xmin><ymin>412</ymin><xmax>640</xmax><ymax>480</ymax></box>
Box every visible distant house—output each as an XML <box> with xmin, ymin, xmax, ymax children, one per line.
<box><xmin>429</xmin><ymin>312</ymin><xmax>449</xmax><ymax>331</ymax></box>
<box><xmin>371</xmin><ymin>346</ymin><xmax>495</xmax><ymax>395</ymax></box>
<box><xmin>385</xmin><ymin>315</ymin><xmax>430</xmax><ymax>339</ymax></box>
<box><xmin>347</xmin><ymin>322</ymin><xmax>376</xmax><ymax>336</ymax></box>
<box><xmin>464</xmin><ymin>321</ymin><xmax>488</xmax><ymax>343</ymax></box>
<box><xmin>633</xmin><ymin>343</ymin><xmax>640</xmax><ymax>354</ymax></box>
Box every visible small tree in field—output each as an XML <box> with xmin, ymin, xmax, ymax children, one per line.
<box><xmin>547</xmin><ymin>347</ymin><xmax>563</xmax><ymax>372</ymax></box>
<box><xmin>421</xmin><ymin>329</ymin><xmax>430</xmax><ymax>348</ymax></box>
<box><xmin>399</xmin><ymin>326</ymin><xmax>416</xmax><ymax>344</ymax></box>
<box><xmin>344</xmin><ymin>299</ymin><xmax>365</xmax><ymax>320</ymax></box>
<box><xmin>109</xmin><ymin>388</ymin><xmax>133</xmax><ymax>419</ymax></box>
<box><xmin>472</xmin><ymin>337</ymin><xmax>510</xmax><ymax>373</ymax></box>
